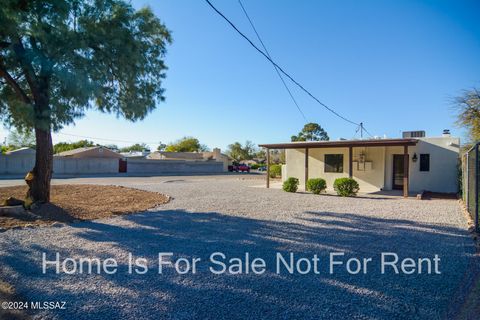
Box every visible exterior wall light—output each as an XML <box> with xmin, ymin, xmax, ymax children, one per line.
<box><xmin>412</xmin><ymin>153</ymin><xmax>418</xmax><ymax>162</ymax></box>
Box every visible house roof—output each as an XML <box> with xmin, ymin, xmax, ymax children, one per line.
<box><xmin>56</xmin><ymin>146</ymin><xmax>122</xmax><ymax>158</ymax></box>
<box><xmin>258</xmin><ymin>138</ymin><xmax>419</xmax><ymax>149</ymax></box>
<box><xmin>56</xmin><ymin>146</ymin><xmax>98</xmax><ymax>156</ymax></box>
<box><xmin>5</xmin><ymin>147</ymin><xmax>35</xmax><ymax>155</ymax></box>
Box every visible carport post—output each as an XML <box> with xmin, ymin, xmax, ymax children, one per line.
<box><xmin>403</xmin><ymin>145</ymin><xmax>409</xmax><ymax>198</ymax></box>
<box><xmin>348</xmin><ymin>146</ymin><xmax>353</xmax><ymax>178</ymax></box>
<box><xmin>266</xmin><ymin>148</ymin><xmax>270</xmax><ymax>188</ymax></box>
<box><xmin>305</xmin><ymin>148</ymin><xmax>309</xmax><ymax>190</ymax></box>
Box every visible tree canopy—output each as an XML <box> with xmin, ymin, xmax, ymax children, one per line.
<box><xmin>0</xmin><ymin>0</ymin><xmax>172</xmax><ymax>132</ymax></box>
<box><xmin>226</xmin><ymin>140</ymin><xmax>260</xmax><ymax>161</ymax></box>
<box><xmin>53</xmin><ymin>139</ymin><xmax>95</xmax><ymax>154</ymax></box>
<box><xmin>165</xmin><ymin>137</ymin><xmax>208</xmax><ymax>152</ymax></box>
<box><xmin>291</xmin><ymin>123</ymin><xmax>329</xmax><ymax>142</ymax></box>
<box><xmin>120</xmin><ymin>143</ymin><xmax>149</xmax><ymax>153</ymax></box>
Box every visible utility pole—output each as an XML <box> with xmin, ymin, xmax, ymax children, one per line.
<box><xmin>360</xmin><ymin>122</ymin><xmax>364</xmax><ymax>139</ymax></box>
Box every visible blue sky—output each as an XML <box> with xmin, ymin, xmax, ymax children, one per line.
<box><xmin>2</xmin><ymin>0</ymin><xmax>480</xmax><ymax>151</ymax></box>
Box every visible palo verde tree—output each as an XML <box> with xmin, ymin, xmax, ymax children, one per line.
<box><xmin>0</xmin><ymin>0</ymin><xmax>171</xmax><ymax>203</ymax></box>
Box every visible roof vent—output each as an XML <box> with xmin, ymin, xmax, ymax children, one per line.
<box><xmin>442</xmin><ymin>129</ymin><xmax>451</xmax><ymax>137</ymax></box>
<box><xmin>402</xmin><ymin>131</ymin><xmax>425</xmax><ymax>138</ymax></box>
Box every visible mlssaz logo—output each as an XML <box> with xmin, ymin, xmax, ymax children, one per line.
<box><xmin>30</xmin><ymin>301</ymin><xmax>66</xmax><ymax>310</ymax></box>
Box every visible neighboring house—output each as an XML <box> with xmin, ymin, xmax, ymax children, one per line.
<box><xmin>120</xmin><ymin>150</ymin><xmax>150</xmax><ymax>159</ymax></box>
<box><xmin>148</xmin><ymin>151</ymin><xmax>204</xmax><ymax>161</ymax></box>
<box><xmin>55</xmin><ymin>146</ymin><xmax>123</xmax><ymax>158</ymax></box>
<box><xmin>148</xmin><ymin>148</ymin><xmax>233</xmax><ymax>172</ymax></box>
<box><xmin>5</xmin><ymin>147</ymin><xmax>36</xmax><ymax>155</ymax></box>
<box><xmin>259</xmin><ymin>130</ymin><xmax>459</xmax><ymax>195</ymax></box>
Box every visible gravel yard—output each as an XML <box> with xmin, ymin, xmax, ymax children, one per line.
<box><xmin>0</xmin><ymin>174</ymin><xmax>476</xmax><ymax>319</ymax></box>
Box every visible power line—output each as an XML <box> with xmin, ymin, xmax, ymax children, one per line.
<box><xmin>56</xmin><ymin>132</ymin><xmax>159</xmax><ymax>145</ymax></box>
<box><xmin>237</xmin><ymin>0</ymin><xmax>307</xmax><ymax>122</ymax></box>
<box><xmin>205</xmin><ymin>0</ymin><xmax>360</xmax><ymax>127</ymax></box>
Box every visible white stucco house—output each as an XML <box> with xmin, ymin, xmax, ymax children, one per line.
<box><xmin>259</xmin><ymin>131</ymin><xmax>459</xmax><ymax>196</ymax></box>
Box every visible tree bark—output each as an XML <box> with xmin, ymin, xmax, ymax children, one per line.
<box><xmin>26</xmin><ymin>126</ymin><xmax>53</xmax><ymax>203</ymax></box>
<box><xmin>26</xmin><ymin>77</ymin><xmax>53</xmax><ymax>204</ymax></box>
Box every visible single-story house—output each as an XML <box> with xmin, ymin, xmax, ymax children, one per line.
<box><xmin>55</xmin><ymin>146</ymin><xmax>123</xmax><ymax>158</ymax></box>
<box><xmin>148</xmin><ymin>148</ymin><xmax>233</xmax><ymax>171</ymax></box>
<box><xmin>259</xmin><ymin>131</ymin><xmax>459</xmax><ymax>196</ymax></box>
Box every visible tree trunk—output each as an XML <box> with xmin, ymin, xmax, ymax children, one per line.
<box><xmin>26</xmin><ymin>76</ymin><xmax>53</xmax><ymax>204</ymax></box>
<box><xmin>26</xmin><ymin>126</ymin><xmax>53</xmax><ymax>203</ymax></box>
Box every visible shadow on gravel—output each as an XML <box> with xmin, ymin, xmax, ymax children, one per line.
<box><xmin>0</xmin><ymin>209</ymin><xmax>476</xmax><ymax>319</ymax></box>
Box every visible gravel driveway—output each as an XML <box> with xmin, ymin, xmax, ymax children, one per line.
<box><xmin>0</xmin><ymin>174</ymin><xmax>476</xmax><ymax>319</ymax></box>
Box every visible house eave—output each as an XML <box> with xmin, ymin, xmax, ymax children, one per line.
<box><xmin>258</xmin><ymin>138</ymin><xmax>418</xmax><ymax>149</ymax></box>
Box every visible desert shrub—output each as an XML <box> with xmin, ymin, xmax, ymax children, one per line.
<box><xmin>333</xmin><ymin>178</ymin><xmax>359</xmax><ymax>197</ymax></box>
<box><xmin>250</xmin><ymin>163</ymin><xmax>263</xmax><ymax>170</ymax></box>
<box><xmin>269</xmin><ymin>164</ymin><xmax>282</xmax><ymax>178</ymax></box>
<box><xmin>307</xmin><ymin>178</ymin><xmax>327</xmax><ymax>194</ymax></box>
<box><xmin>283</xmin><ymin>177</ymin><xmax>299</xmax><ymax>193</ymax></box>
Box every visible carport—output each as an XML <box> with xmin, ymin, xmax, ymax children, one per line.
<box><xmin>259</xmin><ymin>138</ymin><xmax>418</xmax><ymax>197</ymax></box>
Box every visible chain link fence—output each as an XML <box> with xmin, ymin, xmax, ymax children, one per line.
<box><xmin>462</xmin><ymin>143</ymin><xmax>479</xmax><ymax>232</ymax></box>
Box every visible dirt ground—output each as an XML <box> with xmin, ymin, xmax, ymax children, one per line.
<box><xmin>0</xmin><ymin>184</ymin><xmax>169</xmax><ymax>229</ymax></box>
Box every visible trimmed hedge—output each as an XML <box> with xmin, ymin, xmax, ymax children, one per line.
<box><xmin>283</xmin><ymin>177</ymin><xmax>299</xmax><ymax>193</ymax></box>
<box><xmin>307</xmin><ymin>178</ymin><xmax>327</xmax><ymax>194</ymax></box>
<box><xmin>269</xmin><ymin>164</ymin><xmax>282</xmax><ymax>178</ymax></box>
<box><xmin>333</xmin><ymin>177</ymin><xmax>359</xmax><ymax>197</ymax></box>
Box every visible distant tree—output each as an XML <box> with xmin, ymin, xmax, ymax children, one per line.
<box><xmin>0</xmin><ymin>0</ymin><xmax>172</xmax><ymax>203</ymax></box>
<box><xmin>53</xmin><ymin>140</ymin><xmax>95</xmax><ymax>154</ymax></box>
<box><xmin>165</xmin><ymin>137</ymin><xmax>208</xmax><ymax>152</ymax></box>
<box><xmin>270</xmin><ymin>149</ymin><xmax>285</xmax><ymax>164</ymax></box>
<box><xmin>255</xmin><ymin>149</ymin><xmax>266</xmax><ymax>162</ymax></box>
<box><xmin>104</xmin><ymin>144</ymin><xmax>119</xmax><ymax>151</ymax></box>
<box><xmin>157</xmin><ymin>141</ymin><xmax>167</xmax><ymax>151</ymax></box>
<box><xmin>1</xmin><ymin>145</ymin><xmax>14</xmax><ymax>154</ymax></box>
<box><xmin>226</xmin><ymin>141</ymin><xmax>259</xmax><ymax>161</ymax></box>
<box><xmin>291</xmin><ymin>123</ymin><xmax>329</xmax><ymax>141</ymax></box>
<box><xmin>8</xmin><ymin>128</ymin><xmax>36</xmax><ymax>148</ymax></box>
<box><xmin>120</xmin><ymin>143</ymin><xmax>149</xmax><ymax>153</ymax></box>
<box><xmin>455</xmin><ymin>88</ymin><xmax>480</xmax><ymax>145</ymax></box>
<box><xmin>227</xmin><ymin>142</ymin><xmax>249</xmax><ymax>161</ymax></box>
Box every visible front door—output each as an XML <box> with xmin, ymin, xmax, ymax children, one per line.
<box><xmin>392</xmin><ymin>154</ymin><xmax>404</xmax><ymax>190</ymax></box>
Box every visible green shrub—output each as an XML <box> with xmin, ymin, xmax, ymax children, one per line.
<box><xmin>307</xmin><ymin>178</ymin><xmax>327</xmax><ymax>194</ymax></box>
<box><xmin>250</xmin><ymin>163</ymin><xmax>265</xmax><ymax>170</ymax></box>
<box><xmin>283</xmin><ymin>177</ymin><xmax>299</xmax><ymax>193</ymax></box>
<box><xmin>269</xmin><ymin>164</ymin><xmax>282</xmax><ymax>178</ymax></box>
<box><xmin>333</xmin><ymin>178</ymin><xmax>359</xmax><ymax>197</ymax></box>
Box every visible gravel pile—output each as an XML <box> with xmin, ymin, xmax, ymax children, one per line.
<box><xmin>0</xmin><ymin>175</ymin><xmax>475</xmax><ymax>319</ymax></box>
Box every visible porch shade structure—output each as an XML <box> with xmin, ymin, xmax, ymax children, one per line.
<box><xmin>259</xmin><ymin>138</ymin><xmax>418</xmax><ymax>197</ymax></box>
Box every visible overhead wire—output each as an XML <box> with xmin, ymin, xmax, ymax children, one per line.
<box><xmin>237</xmin><ymin>0</ymin><xmax>307</xmax><ymax>122</ymax></box>
<box><xmin>205</xmin><ymin>0</ymin><xmax>360</xmax><ymax>127</ymax></box>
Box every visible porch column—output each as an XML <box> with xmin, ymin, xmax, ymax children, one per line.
<box><xmin>403</xmin><ymin>145</ymin><xmax>409</xmax><ymax>197</ymax></box>
<box><xmin>266</xmin><ymin>148</ymin><xmax>270</xmax><ymax>188</ymax></box>
<box><xmin>348</xmin><ymin>146</ymin><xmax>353</xmax><ymax>178</ymax></box>
<box><xmin>305</xmin><ymin>148</ymin><xmax>309</xmax><ymax>190</ymax></box>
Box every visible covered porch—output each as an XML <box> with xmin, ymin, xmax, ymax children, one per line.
<box><xmin>259</xmin><ymin>138</ymin><xmax>418</xmax><ymax>197</ymax></box>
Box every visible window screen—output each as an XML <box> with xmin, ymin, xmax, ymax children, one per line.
<box><xmin>420</xmin><ymin>154</ymin><xmax>430</xmax><ymax>172</ymax></box>
<box><xmin>325</xmin><ymin>154</ymin><xmax>343</xmax><ymax>173</ymax></box>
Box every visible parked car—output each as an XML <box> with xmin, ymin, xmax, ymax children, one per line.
<box><xmin>228</xmin><ymin>163</ymin><xmax>250</xmax><ymax>173</ymax></box>
<box><xmin>237</xmin><ymin>164</ymin><xmax>250</xmax><ymax>173</ymax></box>
<box><xmin>257</xmin><ymin>166</ymin><xmax>267</xmax><ymax>172</ymax></box>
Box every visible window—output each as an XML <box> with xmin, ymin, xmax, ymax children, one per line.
<box><xmin>420</xmin><ymin>154</ymin><xmax>430</xmax><ymax>172</ymax></box>
<box><xmin>325</xmin><ymin>154</ymin><xmax>343</xmax><ymax>173</ymax></box>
